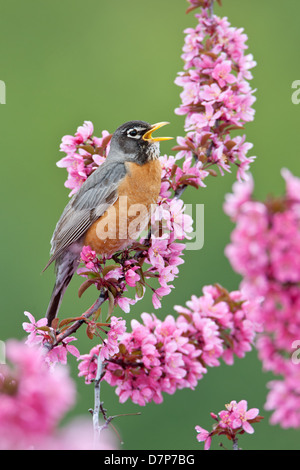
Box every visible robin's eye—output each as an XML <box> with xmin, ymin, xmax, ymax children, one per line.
<box><xmin>127</xmin><ymin>128</ymin><xmax>139</xmax><ymax>138</ymax></box>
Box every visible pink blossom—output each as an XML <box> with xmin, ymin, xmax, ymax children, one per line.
<box><xmin>76</xmin><ymin>120</ymin><xmax>94</xmax><ymax>141</ymax></box>
<box><xmin>147</xmin><ymin>239</ymin><xmax>169</xmax><ymax>269</ymax></box>
<box><xmin>22</xmin><ymin>311</ymin><xmax>48</xmax><ymax>346</ymax></box>
<box><xmin>223</xmin><ymin>173</ymin><xmax>253</xmax><ymax>219</ymax></box>
<box><xmin>45</xmin><ymin>337</ymin><xmax>80</xmax><ymax>366</ymax></box>
<box><xmin>264</xmin><ymin>369</ymin><xmax>300</xmax><ymax>429</ymax></box>
<box><xmin>116</xmin><ymin>295</ymin><xmax>137</xmax><ymax>313</ymax></box>
<box><xmin>200</xmin><ymin>83</ymin><xmax>222</xmax><ymax>103</ymax></box>
<box><xmin>78</xmin><ymin>344</ymin><xmax>101</xmax><ymax>384</ymax></box>
<box><xmin>187</xmin><ymin>103</ymin><xmax>222</xmax><ymax>130</ymax></box>
<box><xmin>100</xmin><ymin>316</ymin><xmax>126</xmax><ymax>361</ymax></box>
<box><xmin>224</xmin><ymin>400</ymin><xmax>259</xmax><ymax>434</ymax></box>
<box><xmin>0</xmin><ymin>340</ymin><xmax>76</xmax><ymax>449</ymax></box>
<box><xmin>281</xmin><ymin>167</ymin><xmax>300</xmax><ymax>202</ymax></box>
<box><xmin>195</xmin><ymin>425</ymin><xmax>212</xmax><ymax>450</ymax></box>
<box><xmin>212</xmin><ymin>60</ymin><xmax>236</xmax><ymax>88</ymax></box>
<box><xmin>196</xmin><ymin>399</ymin><xmax>262</xmax><ymax>450</ymax></box>
<box><xmin>80</xmin><ymin>245</ymin><xmax>98</xmax><ymax>270</ymax></box>
<box><xmin>167</xmin><ymin>198</ymin><xmax>193</xmax><ymax>240</ymax></box>
<box><xmin>152</xmin><ymin>292</ymin><xmax>162</xmax><ymax>309</ymax></box>
<box><xmin>125</xmin><ymin>267</ymin><xmax>140</xmax><ymax>287</ymax></box>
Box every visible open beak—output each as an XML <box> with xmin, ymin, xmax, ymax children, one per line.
<box><xmin>142</xmin><ymin>122</ymin><xmax>173</xmax><ymax>142</ymax></box>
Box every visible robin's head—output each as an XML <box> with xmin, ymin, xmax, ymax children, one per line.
<box><xmin>108</xmin><ymin>120</ymin><xmax>172</xmax><ymax>164</ymax></box>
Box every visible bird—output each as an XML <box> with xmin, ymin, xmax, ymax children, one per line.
<box><xmin>44</xmin><ymin>120</ymin><xmax>172</xmax><ymax>326</ymax></box>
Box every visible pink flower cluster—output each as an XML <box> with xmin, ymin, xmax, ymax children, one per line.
<box><xmin>23</xmin><ymin>311</ymin><xmax>80</xmax><ymax>366</ymax></box>
<box><xmin>196</xmin><ymin>400</ymin><xmax>262</xmax><ymax>450</ymax></box>
<box><xmin>0</xmin><ymin>340</ymin><xmax>76</xmax><ymax>449</ymax></box>
<box><xmin>23</xmin><ymin>311</ymin><xmax>126</xmax><ymax>366</ymax></box>
<box><xmin>99</xmin><ymin>316</ymin><xmax>126</xmax><ymax>361</ymax></box>
<box><xmin>78</xmin><ymin>284</ymin><xmax>261</xmax><ymax>406</ymax></box>
<box><xmin>174</xmin><ymin>6</ymin><xmax>256</xmax><ymax>181</ymax></box>
<box><xmin>78</xmin><ymin>316</ymin><xmax>126</xmax><ymax>380</ymax></box>
<box><xmin>224</xmin><ymin>168</ymin><xmax>300</xmax><ymax>428</ymax></box>
<box><xmin>159</xmin><ymin>153</ymin><xmax>209</xmax><ymax>196</ymax></box>
<box><xmin>57</xmin><ymin>121</ymin><xmax>111</xmax><ymax>196</ymax></box>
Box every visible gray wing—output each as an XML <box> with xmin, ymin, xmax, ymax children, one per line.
<box><xmin>43</xmin><ymin>159</ymin><xmax>127</xmax><ymax>271</ymax></box>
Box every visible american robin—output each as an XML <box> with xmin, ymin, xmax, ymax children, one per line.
<box><xmin>44</xmin><ymin>120</ymin><xmax>172</xmax><ymax>326</ymax></box>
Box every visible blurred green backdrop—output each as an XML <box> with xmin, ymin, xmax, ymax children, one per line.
<box><xmin>1</xmin><ymin>0</ymin><xmax>300</xmax><ymax>450</ymax></box>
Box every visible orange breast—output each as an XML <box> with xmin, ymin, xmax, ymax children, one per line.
<box><xmin>84</xmin><ymin>159</ymin><xmax>161</xmax><ymax>255</ymax></box>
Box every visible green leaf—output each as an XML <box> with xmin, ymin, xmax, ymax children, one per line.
<box><xmin>135</xmin><ymin>281</ymin><xmax>144</xmax><ymax>299</ymax></box>
<box><xmin>79</xmin><ymin>271</ymin><xmax>101</xmax><ymax>279</ymax></box>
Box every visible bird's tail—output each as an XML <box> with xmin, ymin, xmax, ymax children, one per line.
<box><xmin>46</xmin><ymin>251</ymin><xmax>80</xmax><ymax>326</ymax></box>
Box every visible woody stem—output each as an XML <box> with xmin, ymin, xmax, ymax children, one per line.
<box><xmin>93</xmin><ymin>352</ymin><xmax>103</xmax><ymax>447</ymax></box>
<box><xmin>232</xmin><ymin>437</ymin><xmax>239</xmax><ymax>450</ymax></box>
<box><xmin>44</xmin><ymin>289</ymin><xmax>107</xmax><ymax>351</ymax></box>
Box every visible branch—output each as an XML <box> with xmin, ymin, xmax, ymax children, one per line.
<box><xmin>232</xmin><ymin>437</ymin><xmax>240</xmax><ymax>450</ymax></box>
<box><xmin>43</xmin><ymin>289</ymin><xmax>107</xmax><ymax>352</ymax></box>
<box><xmin>91</xmin><ymin>352</ymin><xmax>141</xmax><ymax>447</ymax></box>
<box><xmin>92</xmin><ymin>352</ymin><xmax>104</xmax><ymax>447</ymax></box>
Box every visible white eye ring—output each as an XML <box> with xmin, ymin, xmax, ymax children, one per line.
<box><xmin>127</xmin><ymin>128</ymin><xmax>139</xmax><ymax>138</ymax></box>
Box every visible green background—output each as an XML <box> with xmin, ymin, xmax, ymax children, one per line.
<box><xmin>1</xmin><ymin>0</ymin><xmax>299</xmax><ymax>450</ymax></box>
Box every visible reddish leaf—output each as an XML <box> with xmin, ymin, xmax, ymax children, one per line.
<box><xmin>51</xmin><ymin>317</ymin><xmax>59</xmax><ymax>330</ymax></box>
<box><xmin>171</xmin><ymin>145</ymin><xmax>188</xmax><ymax>152</ymax></box>
<box><xmin>59</xmin><ymin>316</ymin><xmax>86</xmax><ymax>328</ymax></box>
<box><xmin>78</xmin><ymin>144</ymin><xmax>95</xmax><ymax>154</ymax></box>
<box><xmin>225</xmin><ymin>140</ymin><xmax>237</xmax><ymax>151</ymax></box>
<box><xmin>200</xmin><ymin>133</ymin><xmax>212</xmax><ymax>146</ymax></box>
<box><xmin>207</xmin><ymin>168</ymin><xmax>218</xmax><ymax>177</ymax></box>
<box><xmin>86</xmin><ymin>322</ymin><xmax>94</xmax><ymax>340</ymax></box>
<box><xmin>170</xmin><ymin>164</ymin><xmax>178</xmax><ymax>178</ymax></box>
<box><xmin>78</xmin><ymin>279</ymin><xmax>96</xmax><ymax>298</ymax></box>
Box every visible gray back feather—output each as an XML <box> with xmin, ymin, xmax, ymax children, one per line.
<box><xmin>43</xmin><ymin>159</ymin><xmax>127</xmax><ymax>271</ymax></box>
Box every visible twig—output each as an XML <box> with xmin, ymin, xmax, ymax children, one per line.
<box><xmin>93</xmin><ymin>352</ymin><xmax>103</xmax><ymax>447</ymax></box>
<box><xmin>232</xmin><ymin>437</ymin><xmax>240</xmax><ymax>450</ymax></box>
<box><xmin>43</xmin><ymin>289</ymin><xmax>107</xmax><ymax>352</ymax></box>
<box><xmin>92</xmin><ymin>351</ymin><xmax>141</xmax><ymax>446</ymax></box>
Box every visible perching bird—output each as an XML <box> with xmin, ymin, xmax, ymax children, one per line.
<box><xmin>44</xmin><ymin>120</ymin><xmax>172</xmax><ymax>326</ymax></box>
